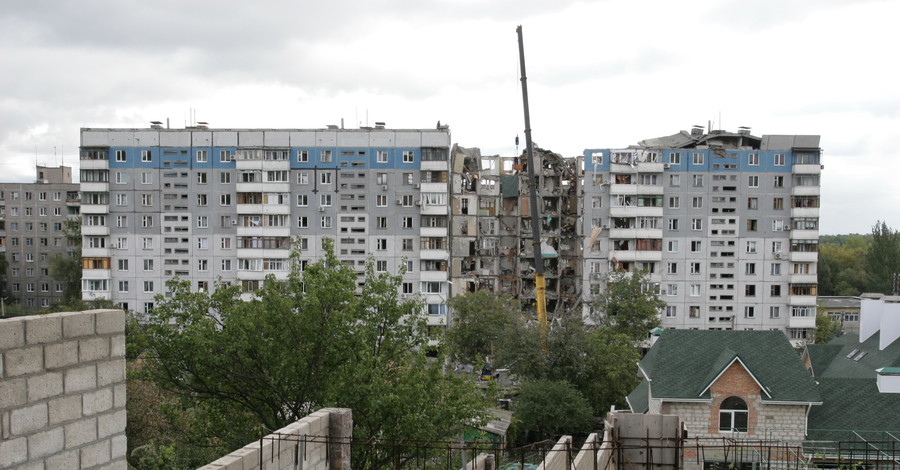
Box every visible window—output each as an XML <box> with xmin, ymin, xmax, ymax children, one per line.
<box><xmin>141</xmin><ymin>172</ymin><xmax>153</xmax><ymax>184</ymax></box>
<box><xmin>691</xmin><ymin>240</ymin><xmax>702</xmax><ymax>253</ymax></box>
<box><xmin>402</xmin><ymin>150</ymin><xmax>414</xmax><ymax>163</ymax></box>
<box><xmin>197</xmin><ymin>172</ymin><xmax>208</xmax><ymax>184</ymax></box>
<box><xmin>198</xmin><ymin>259</ymin><xmax>208</xmax><ymax>272</ymax></box>
<box><xmin>376</xmin><ymin>217</ymin><xmax>388</xmax><ymax>229</ymax></box>
<box><xmin>745</xmin><ymin>285</ymin><xmax>756</xmax><ymax>297</ymax></box>
<box><xmin>320</xmin><ymin>150</ymin><xmax>332</xmax><ymax>163</ymax></box>
<box><xmin>690</xmin><ymin>284</ymin><xmax>701</xmax><ymax>297</ymax></box>
<box><xmin>297</xmin><ymin>216</ymin><xmax>308</xmax><ymax>228</ymax></box>
<box><xmin>296</xmin><ymin>194</ymin><xmax>309</xmax><ymax>206</ymax></box>
<box><xmin>769</xmin><ymin>306</ymin><xmax>781</xmax><ymax>319</ymax></box>
<box><xmin>197</xmin><ymin>216</ymin><xmax>208</xmax><ymax>228</ymax></box>
<box><xmin>692</xmin><ymin>175</ymin><xmax>703</xmax><ymax>187</ymax></box>
<box><xmin>692</xmin><ymin>197</ymin><xmax>703</xmax><ymax>208</ymax></box>
<box><xmin>666</xmin><ymin>262</ymin><xmax>678</xmax><ymax>275</ymax></box>
<box><xmin>744</xmin><ymin>306</ymin><xmax>756</xmax><ymax>319</ymax></box>
<box><xmin>143</xmin><ymin>281</ymin><xmax>155</xmax><ymax>293</ymax></box>
<box><xmin>691</xmin><ymin>218</ymin><xmax>702</xmax><ymax>231</ymax></box>
<box><xmin>115</xmin><ymin>150</ymin><xmax>126</xmax><ymax>162</ymax></box>
<box><xmin>746</xmin><ymin>241</ymin><xmax>757</xmax><ymax>254</ymax></box>
<box><xmin>668</xmin><ymin>196</ymin><xmax>680</xmax><ymax>209</ymax></box>
<box><xmin>143</xmin><ymin>259</ymin><xmax>154</xmax><ymax>271</ymax></box>
<box><xmin>748</xmin><ymin>175</ymin><xmax>759</xmax><ymax>188</ymax></box>
<box><xmin>141</xmin><ymin>215</ymin><xmax>153</xmax><ymax>228</ymax></box>
<box><xmin>117</xmin><ymin>259</ymin><xmax>129</xmax><ymax>271</ymax></box>
<box><xmin>197</xmin><ymin>237</ymin><xmax>209</xmax><ymax>250</ymax></box>
<box><xmin>745</xmin><ymin>263</ymin><xmax>756</xmax><ymax>275</ymax></box>
<box><xmin>401</xmin><ymin>217</ymin><xmax>414</xmax><ymax>229</ymax></box>
<box><xmin>118</xmin><ymin>281</ymin><xmax>129</xmax><ymax>293</ymax></box>
<box><xmin>298</xmin><ymin>172</ymin><xmax>309</xmax><ymax>185</ymax></box>
<box><xmin>297</xmin><ymin>150</ymin><xmax>309</xmax><ymax>162</ymax></box>
<box><xmin>220</xmin><ymin>172</ymin><xmax>231</xmax><ymax>184</ymax></box>
<box><xmin>667</xmin><ymin>240</ymin><xmax>679</xmax><ymax>252</ymax></box>
<box><xmin>774</xmin><ymin>153</ymin><xmax>785</xmax><ymax>166</ymax></box>
<box><xmin>667</xmin><ymin>218</ymin><xmax>679</xmax><ymax>231</ymax></box>
<box><xmin>770</xmin><ymin>285</ymin><xmax>782</xmax><ymax>297</ymax></box>
<box><xmin>669</xmin><ymin>152</ymin><xmax>681</xmax><ymax>165</ymax></box>
<box><xmin>321</xmin><ymin>216</ymin><xmax>332</xmax><ymax>229</ymax></box>
<box><xmin>376</xmin><ymin>260</ymin><xmax>388</xmax><ymax>272</ymax></box>
<box><xmin>773</xmin><ymin>175</ymin><xmax>784</xmax><ymax>188</ymax></box>
<box><xmin>666</xmin><ymin>284</ymin><xmax>678</xmax><ymax>296</ymax></box>
<box><xmin>376</xmin><ymin>150</ymin><xmax>388</xmax><ymax>163</ymax></box>
<box><xmin>220</xmin><ymin>237</ymin><xmax>231</xmax><ymax>249</ymax></box>
<box><xmin>321</xmin><ymin>172</ymin><xmax>332</xmax><ymax>185</ymax></box>
<box><xmin>771</xmin><ymin>263</ymin><xmax>781</xmax><ymax>276</ymax></box>
<box><xmin>220</xmin><ymin>194</ymin><xmax>231</xmax><ymax>206</ymax></box>
<box><xmin>747</xmin><ymin>219</ymin><xmax>758</xmax><ymax>231</ymax></box>
<box><xmin>197</xmin><ymin>150</ymin><xmax>208</xmax><ymax>163</ymax></box>
<box><xmin>665</xmin><ymin>306</ymin><xmax>677</xmax><ymax>318</ymax></box>
<box><xmin>669</xmin><ymin>174</ymin><xmax>680</xmax><ymax>187</ymax></box>
<box><xmin>197</xmin><ymin>194</ymin><xmax>208</xmax><ymax>206</ymax></box>
<box><xmin>376</xmin><ymin>238</ymin><xmax>387</xmax><ymax>250</ymax></box>
<box><xmin>116</xmin><ymin>193</ymin><xmax>128</xmax><ymax>206</ymax></box>
<box><xmin>692</xmin><ymin>152</ymin><xmax>704</xmax><ymax>165</ymax></box>
<box><xmin>773</xmin><ymin>198</ymin><xmax>784</xmax><ymax>210</ymax></box>
<box><xmin>320</xmin><ymin>194</ymin><xmax>332</xmax><ymax>207</ymax></box>
<box><xmin>221</xmin><ymin>259</ymin><xmax>232</xmax><ymax>271</ymax></box>
<box><xmin>690</xmin><ymin>262</ymin><xmax>701</xmax><ymax>274</ymax></box>
<box><xmin>748</xmin><ymin>153</ymin><xmax>759</xmax><ymax>166</ymax></box>
<box><xmin>141</xmin><ymin>194</ymin><xmax>153</xmax><ymax>206</ymax></box>
<box><xmin>142</xmin><ymin>237</ymin><xmax>153</xmax><ymax>249</ymax></box>
<box><xmin>747</xmin><ymin>197</ymin><xmax>758</xmax><ymax>210</ymax></box>
<box><xmin>141</xmin><ymin>150</ymin><xmax>152</xmax><ymax>162</ymax></box>
<box><xmin>719</xmin><ymin>397</ymin><xmax>750</xmax><ymax>432</ymax></box>
<box><xmin>115</xmin><ymin>216</ymin><xmax>127</xmax><ymax>228</ymax></box>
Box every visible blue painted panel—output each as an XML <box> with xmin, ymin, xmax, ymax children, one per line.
<box><xmin>108</xmin><ymin>148</ymin><xmax>134</xmax><ymax>168</ymax></box>
<box><xmin>291</xmin><ymin>148</ymin><xmax>318</xmax><ymax>169</ymax></box>
<box><xmin>395</xmin><ymin>148</ymin><xmax>419</xmax><ymax>169</ymax></box>
<box><xmin>583</xmin><ymin>149</ymin><xmax>610</xmax><ymax>172</ymax></box>
<box><xmin>192</xmin><ymin>148</ymin><xmax>214</xmax><ymax>169</ymax></box>
<box><xmin>211</xmin><ymin>148</ymin><xmax>236</xmax><ymax>169</ymax></box>
<box><xmin>371</xmin><ymin>148</ymin><xmax>396</xmax><ymax>169</ymax></box>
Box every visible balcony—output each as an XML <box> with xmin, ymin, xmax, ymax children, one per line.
<box><xmin>236</xmin><ymin>226</ymin><xmax>291</xmax><ymax>237</ymax></box>
<box><xmin>790</xmin><ymin>273</ymin><xmax>817</xmax><ymax>284</ymax></box>
<box><xmin>419</xmin><ymin>270</ymin><xmax>448</xmax><ymax>282</ymax></box>
<box><xmin>789</xmin><ymin>295</ymin><xmax>817</xmax><ymax>306</ymax></box>
<box><xmin>420</xmin><ymin>227</ymin><xmax>448</xmax><ymax>238</ymax></box>
<box><xmin>420</xmin><ymin>161</ymin><xmax>448</xmax><ymax>171</ymax></box>
<box><xmin>80</xmin><ymin>204</ymin><xmax>109</xmax><ymax>215</ymax></box>
<box><xmin>608</xmin><ymin>228</ymin><xmax>663</xmax><ymax>239</ymax></box>
<box><xmin>81</xmin><ymin>182</ymin><xmax>109</xmax><ymax>193</ymax></box>
<box><xmin>609</xmin><ymin>206</ymin><xmax>664</xmax><ymax>218</ymax></box>
<box><xmin>609</xmin><ymin>184</ymin><xmax>664</xmax><ymax>196</ymax></box>
<box><xmin>419</xmin><ymin>204</ymin><xmax>448</xmax><ymax>216</ymax></box>
<box><xmin>419</xmin><ymin>249</ymin><xmax>449</xmax><ymax>260</ymax></box>
<box><xmin>788</xmin><ymin>315</ymin><xmax>816</xmax><ymax>329</ymax></box>
<box><xmin>790</xmin><ymin>251</ymin><xmax>818</xmax><ymax>262</ymax></box>
<box><xmin>82</xmin><ymin>247</ymin><xmax>110</xmax><ymax>258</ymax></box>
<box><xmin>236</xmin><ymin>248</ymin><xmax>291</xmax><ymax>259</ymax></box>
<box><xmin>791</xmin><ymin>229</ymin><xmax>818</xmax><ymax>239</ymax></box>
<box><xmin>609</xmin><ymin>250</ymin><xmax>662</xmax><ymax>262</ymax></box>
<box><xmin>426</xmin><ymin>315</ymin><xmax>447</xmax><ymax>327</ymax></box>
<box><xmin>235</xmin><ymin>204</ymin><xmax>291</xmax><ymax>215</ymax></box>
<box><xmin>82</xmin><ymin>225</ymin><xmax>109</xmax><ymax>236</ymax></box>
<box><xmin>791</xmin><ymin>186</ymin><xmax>820</xmax><ymax>196</ymax></box>
<box><xmin>420</xmin><ymin>182</ymin><xmax>446</xmax><ymax>193</ymax></box>
<box><xmin>792</xmin><ymin>164</ymin><xmax>821</xmax><ymax>174</ymax></box>
<box><xmin>79</xmin><ymin>159</ymin><xmax>108</xmax><ymax>170</ymax></box>
<box><xmin>791</xmin><ymin>207</ymin><xmax>819</xmax><ymax>218</ymax></box>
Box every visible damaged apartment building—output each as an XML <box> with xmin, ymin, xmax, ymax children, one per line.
<box><xmin>449</xmin><ymin>144</ymin><xmax>583</xmax><ymax>318</ymax></box>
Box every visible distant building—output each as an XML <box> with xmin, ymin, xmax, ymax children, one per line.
<box><xmin>78</xmin><ymin>125</ymin><xmax>450</xmax><ymax>328</ymax></box>
<box><xmin>583</xmin><ymin>129</ymin><xmax>822</xmax><ymax>344</ymax></box>
<box><xmin>0</xmin><ymin>166</ymin><xmax>80</xmax><ymax>310</ymax></box>
<box><xmin>817</xmin><ymin>295</ymin><xmax>862</xmax><ymax>334</ymax></box>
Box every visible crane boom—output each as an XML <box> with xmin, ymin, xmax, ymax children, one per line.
<box><xmin>516</xmin><ymin>25</ymin><xmax>548</xmax><ymax>348</ymax></box>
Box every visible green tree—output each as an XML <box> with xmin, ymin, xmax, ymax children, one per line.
<box><xmin>446</xmin><ymin>290</ymin><xmax>519</xmax><ymax>364</ymax></box>
<box><xmin>865</xmin><ymin>221</ymin><xmax>900</xmax><ymax>294</ymax></box>
<box><xmin>590</xmin><ymin>270</ymin><xmax>666</xmax><ymax>342</ymax></box>
<box><xmin>814</xmin><ymin>310</ymin><xmax>843</xmax><ymax>344</ymax></box>
<box><xmin>132</xmin><ymin>240</ymin><xmax>488</xmax><ymax>469</ymax></box>
<box><xmin>511</xmin><ymin>379</ymin><xmax>592</xmax><ymax>442</ymax></box>
<box><xmin>819</xmin><ymin>234</ymin><xmax>868</xmax><ymax>296</ymax></box>
<box><xmin>49</xmin><ymin>218</ymin><xmax>82</xmax><ymax>304</ymax></box>
<box><xmin>0</xmin><ymin>252</ymin><xmax>8</xmax><ymax>301</ymax></box>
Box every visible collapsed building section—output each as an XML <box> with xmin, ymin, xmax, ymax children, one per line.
<box><xmin>450</xmin><ymin>144</ymin><xmax>583</xmax><ymax>319</ymax></box>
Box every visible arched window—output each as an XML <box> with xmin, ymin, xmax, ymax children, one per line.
<box><xmin>718</xmin><ymin>396</ymin><xmax>749</xmax><ymax>432</ymax></box>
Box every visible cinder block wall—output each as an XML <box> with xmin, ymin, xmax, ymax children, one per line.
<box><xmin>198</xmin><ymin>407</ymin><xmax>352</xmax><ymax>470</ymax></box>
<box><xmin>0</xmin><ymin>309</ymin><xmax>127</xmax><ymax>469</ymax></box>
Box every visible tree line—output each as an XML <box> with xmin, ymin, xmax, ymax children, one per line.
<box><xmin>819</xmin><ymin>221</ymin><xmax>900</xmax><ymax>296</ymax></box>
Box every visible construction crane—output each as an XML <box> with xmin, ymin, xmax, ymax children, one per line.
<box><xmin>516</xmin><ymin>25</ymin><xmax>548</xmax><ymax>349</ymax></box>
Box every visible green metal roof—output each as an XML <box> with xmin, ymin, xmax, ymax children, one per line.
<box><xmin>635</xmin><ymin>330</ymin><xmax>820</xmax><ymax>403</ymax></box>
<box><xmin>626</xmin><ymin>379</ymin><xmax>649</xmax><ymax>414</ymax></box>
<box><xmin>806</xmin><ymin>332</ymin><xmax>900</xmax><ymax>379</ymax></box>
<box><xmin>807</xmin><ymin>378</ymin><xmax>900</xmax><ymax>442</ymax></box>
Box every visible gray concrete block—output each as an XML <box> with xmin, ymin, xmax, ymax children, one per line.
<box><xmin>27</xmin><ymin>426</ymin><xmax>64</xmax><ymax>459</ymax></box>
<box><xmin>95</xmin><ymin>310</ymin><xmax>125</xmax><ymax>335</ymax></box>
<box><xmin>11</xmin><ymin>461</ymin><xmax>45</xmax><ymax>470</ymax></box>
<box><xmin>62</xmin><ymin>311</ymin><xmax>95</xmax><ymax>338</ymax></box>
<box><xmin>97</xmin><ymin>409</ymin><xmax>126</xmax><ymax>438</ymax></box>
<box><xmin>10</xmin><ymin>402</ymin><xmax>48</xmax><ymax>436</ymax></box>
<box><xmin>83</xmin><ymin>387</ymin><xmax>113</xmax><ymax>416</ymax></box>
<box><xmin>0</xmin><ymin>319</ymin><xmax>26</xmax><ymax>349</ymax></box>
<box><xmin>113</xmin><ymin>383</ymin><xmax>126</xmax><ymax>408</ymax></box>
<box><xmin>110</xmin><ymin>433</ymin><xmax>127</xmax><ymax>460</ymax></box>
<box><xmin>65</xmin><ymin>416</ymin><xmax>97</xmax><ymax>448</ymax></box>
<box><xmin>25</xmin><ymin>315</ymin><xmax>62</xmax><ymax>345</ymax></box>
<box><xmin>45</xmin><ymin>448</ymin><xmax>79</xmax><ymax>470</ymax></box>
<box><xmin>64</xmin><ymin>364</ymin><xmax>96</xmax><ymax>393</ymax></box>
<box><xmin>44</xmin><ymin>341</ymin><xmax>78</xmax><ymax>370</ymax></box>
<box><xmin>0</xmin><ymin>377</ymin><xmax>27</xmax><ymax>409</ymax></box>
<box><xmin>0</xmin><ymin>436</ymin><xmax>27</xmax><ymax>467</ymax></box>
<box><xmin>48</xmin><ymin>394</ymin><xmax>82</xmax><ymax>425</ymax></box>
<box><xmin>97</xmin><ymin>358</ymin><xmax>125</xmax><ymax>387</ymax></box>
<box><xmin>110</xmin><ymin>334</ymin><xmax>126</xmax><ymax>358</ymax></box>
<box><xmin>4</xmin><ymin>346</ymin><xmax>44</xmax><ymax>377</ymax></box>
<box><xmin>98</xmin><ymin>459</ymin><xmax>129</xmax><ymax>470</ymax></box>
<box><xmin>80</xmin><ymin>438</ymin><xmax>111</xmax><ymax>467</ymax></box>
<box><xmin>27</xmin><ymin>371</ymin><xmax>64</xmax><ymax>402</ymax></box>
<box><xmin>79</xmin><ymin>336</ymin><xmax>110</xmax><ymax>362</ymax></box>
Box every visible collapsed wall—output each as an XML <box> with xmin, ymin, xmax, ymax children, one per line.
<box><xmin>0</xmin><ymin>309</ymin><xmax>127</xmax><ymax>469</ymax></box>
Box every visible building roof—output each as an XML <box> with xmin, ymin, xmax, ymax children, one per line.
<box><xmin>626</xmin><ymin>379</ymin><xmax>650</xmax><ymax>414</ymax></box>
<box><xmin>636</xmin><ymin>330</ymin><xmax>820</xmax><ymax>403</ymax></box>
<box><xmin>806</xmin><ymin>333</ymin><xmax>900</xmax><ymax>380</ymax></box>
<box><xmin>817</xmin><ymin>296</ymin><xmax>861</xmax><ymax>310</ymax></box>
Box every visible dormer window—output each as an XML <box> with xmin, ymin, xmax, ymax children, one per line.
<box><xmin>719</xmin><ymin>397</ymin><xmax>749</xmax><ymax>432</ymax></box>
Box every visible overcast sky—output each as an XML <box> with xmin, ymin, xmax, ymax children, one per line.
<box><xmin>1</xmin><ymin>0</ymin><xmax>897</xmax><ymax>234</ymax></box>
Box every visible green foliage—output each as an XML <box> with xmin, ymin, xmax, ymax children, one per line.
<box><xmin>818</xmin><ymin>234</ymin><xmax>869</xmax><ymax>296</ymax></box>
<box><xmin>814</xmin><ymin>310</ymin><xmax>843</xmax><ymax>344</ymax></box>
<box><xmin>0</xmin><ymin>252</ymin><xmax>8</xmax><ymax>300</ymax></box>
<box><xmin>590</xmin><ymin>270</ymin><xmax>666</xmax><ymax>342</ymax></box>
<box><xmin>446</xmin><ymin>290</ymin><xmax>520</xmax><ymax>364</ymax></box>
<box><xmin>49</xmin><ymin>218</ymin><xmax>83</xmax><ymax>304</ymax></box>
<box><xmin>865</xmin><ymin>221</ymin><xmax>900</xmax><ymax>294</ymax></box>
<box><xmin>511</xmin><ymin>379</ymin><xmax>592</xmax><ymax>442</ymax></box>
<box><xmin>130</xmin><ymin>239</ymin><xmax>488</xmax><ymax>469</ymax></box>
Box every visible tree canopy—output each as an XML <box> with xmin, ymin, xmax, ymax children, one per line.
<box><xmin>589</xmin><ymin>270</ymin><xmax>666</xmax><ymax>343</ymax></box>
<box><xmin>130</xmin><ymin>239</ymin><xmax>488</xmax><ymax>469</ymax></box>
